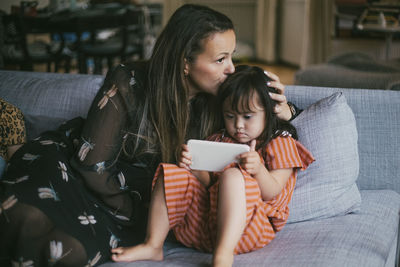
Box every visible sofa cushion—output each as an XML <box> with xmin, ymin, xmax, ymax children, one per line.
<box><xmin>285</xmin><ymin>86</ymin><xmax>400</xmax><ymax>195</ymax></box>
<box><xmin>99</xmin><ymin>190</ymin><xmax>400</xmax><ymax>267</ymax></box>
<box><xmin>287</xmin><ymin>92</ymin><xmax>361</xmax><ymax>223</ymax></box>
<box><xmin>233</xmin><ymin>190</ymin><xmax>400</xmax><ymax>267</ymax></box>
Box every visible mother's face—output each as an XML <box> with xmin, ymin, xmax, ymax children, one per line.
<box><xmin>185</xmin><ymin>30</ymin><xmax>236</xmax><ymax>99</ymax></box>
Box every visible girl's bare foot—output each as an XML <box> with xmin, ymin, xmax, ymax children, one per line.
<box><xmin>212</xmin><ymin>252</ymin><xmax>234</xmax><ymax>267</ymax></box>
<box><xmin>111</xmin><ymin>243</ymin><xmax>163</xmax><ymax>262</ymax></box>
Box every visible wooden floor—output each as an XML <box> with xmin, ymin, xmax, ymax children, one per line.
<box><xmin>32</xmin><ymin>61</ymin><xmax>298</xmax><ymax>85</ymax></box>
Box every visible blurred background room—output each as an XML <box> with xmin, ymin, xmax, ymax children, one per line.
<box><xmin>1</xmin><ymin>0</ymin><xmax>399</xmax><ymax>86</ymax></box>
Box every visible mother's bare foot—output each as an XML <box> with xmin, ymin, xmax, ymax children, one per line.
<box><xmin>111</xmin><ymin>243</ymin><xmax>163</xmax><ymax>262</ymax></box>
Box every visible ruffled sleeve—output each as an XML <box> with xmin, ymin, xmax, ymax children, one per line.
<box><xmin>206</xmin><ymin>131</ymin><xmax>224</xmax><ymax>142</ymax></box>
<box><xmin>264</xmin><ymin>136</ymin><xmax>314</xmax><ymax>171</ymax></box>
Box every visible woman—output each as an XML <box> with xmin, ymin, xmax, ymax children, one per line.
<box><xmin>0</xmin><ymin>4</ymin><xmax>293</xmax><ymax>266</ymax></box>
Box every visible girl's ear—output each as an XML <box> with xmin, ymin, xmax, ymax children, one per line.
<box><xmin>183</xmin><ymin>58</ymin><xmax>189</xmax><ymax>76</ymax></box>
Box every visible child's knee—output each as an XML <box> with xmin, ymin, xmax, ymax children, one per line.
<box><xmin>220</xmin><ymin>168</ymin><xmax>244</xmax><ymax>182</ymax></box>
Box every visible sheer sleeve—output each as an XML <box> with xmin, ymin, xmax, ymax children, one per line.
<box><xmin>71</xmin><ymin>64</ymin><xmax>138</xmax><ymax>222</ymax></box>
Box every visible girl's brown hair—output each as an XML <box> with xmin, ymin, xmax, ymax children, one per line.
<box><xmin>218</xmin><ymin>65</ymin><xmax>297</xmax><ymax>149</ymax></box>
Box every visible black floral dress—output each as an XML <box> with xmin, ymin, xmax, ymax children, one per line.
<box><xmin>0</xmin><ymin>64</ymin><xmax>157</xmax><ymax>266</ymax></box>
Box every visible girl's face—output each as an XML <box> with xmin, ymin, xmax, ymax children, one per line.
<box><xmin>185</xmin><ymin>30</ymin><xmax>236</xmax><ymax>99</ymax></box>
<box><xmin>223</xmin><ymin>91</ymin><xmax>266</xmax><ymax>144</ymax></box>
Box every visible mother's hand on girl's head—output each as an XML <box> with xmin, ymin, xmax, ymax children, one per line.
<box><xmin>269</xmin><ymin>93</ymin><xmax>292</xmax><ymax>121</ymax></box>
<box><xmin>264</xmin><ymin>71</ymin><xmax>292</xmax><ymax>121</ymax></box>
<box><xmin>264</xmin><ymin>71</ymin><xmax>285</xmax><ymax>94</ymax></box>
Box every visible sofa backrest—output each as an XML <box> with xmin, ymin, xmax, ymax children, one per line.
<box><xmin>0</xmin><ymin>70</ymin><xmax>399</xmax><ymax>193</ymax></box>
<box><xmin>286</xmin><ymin>85</ymin><xmax>400</xmax><ymax>193</ymax></box>
<box><xmin>0</xmin><ymin>70</ymin><xmax>104</xmax><ymax>140</ymax></box>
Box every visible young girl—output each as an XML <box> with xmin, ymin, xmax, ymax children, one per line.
<box><xmin>111</xmin><ymin>65</ymin><xmax>314</xmax><ymax>266</ymax></box>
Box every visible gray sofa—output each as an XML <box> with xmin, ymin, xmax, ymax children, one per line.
<box><xmin>0</xmin><ymin>69</ymin><xmax>399</xmax><ymax>267</ymax></box>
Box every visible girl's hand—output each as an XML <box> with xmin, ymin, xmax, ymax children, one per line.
<box><xmin>264</xmin><ymin>70</ymin><xmax>292</xmax><ymax>121</ymax></box>
<box><xmin>179</xmin><ymin>144</ymin><xmax>211</xmax><ymax>186</ymax></box>
<box><xmin>178</xmin><ymin>144</ymin><xmax>192</xmax><ymax>170</ymax></box>
<box><xmin>239</xmin><ymin>140</ymin><xmax>263</xmax><ymax>175</ymax></box>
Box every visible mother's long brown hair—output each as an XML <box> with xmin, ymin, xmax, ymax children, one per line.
<box><xmin>139</xmin><ymin>4</ymin><xmax>234</xmax><ymax>163</ymax></box>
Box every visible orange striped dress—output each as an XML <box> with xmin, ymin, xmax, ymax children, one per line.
<box><xmin>152</xmin><ymin>133</ymin><xmax>314</xmax><ymax>254</ymax></box>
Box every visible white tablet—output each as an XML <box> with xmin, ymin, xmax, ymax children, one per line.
<box><xmin>187</xmin><ymin>139</ymin><xmax>250</xmax><ymax>172</ymax></box>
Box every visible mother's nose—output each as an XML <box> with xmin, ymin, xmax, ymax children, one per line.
<box><xmin>225</xmin><ymin>59</ymin><xmax>235</xmax><ymax>74</ymax></box>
